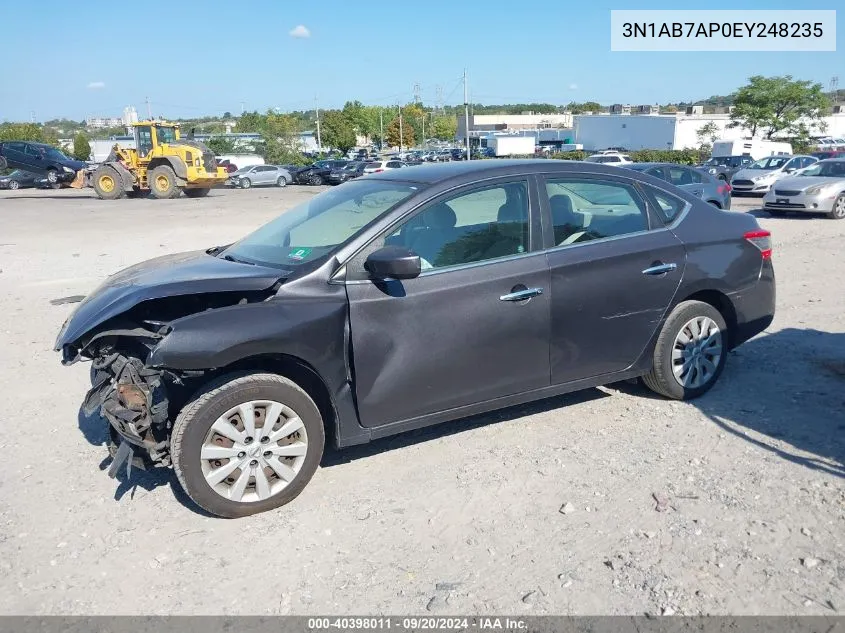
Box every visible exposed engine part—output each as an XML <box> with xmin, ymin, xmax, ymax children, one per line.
<box><xmin>84</xmin><ymin>351</ymin><xmax>172</xmax><ymax>468</ymax></box>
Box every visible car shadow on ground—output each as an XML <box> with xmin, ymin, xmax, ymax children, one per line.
<box><xmin>79</xmin><ymin>406</ymin><xmax>216</xmax><ymax>516</ymax></box>
<box><xmin>321</xmin><ymin>388</ymin><xmax>610</xmax><ymax>467</ymax></box>
<box><xmin>747</xmin><ymin>208</ymin><xmax>830</xmax><ymax>221</ymax></box>
<box><xmin>615</xmin><ymin>327</ymin><xmax>845</xmax><ymax>478</ymax></box>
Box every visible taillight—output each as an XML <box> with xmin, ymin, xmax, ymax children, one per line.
<box><xmin>744</xmin><ymin>229</ymin><xmax>772</xmax><ymax>259</ymax></box>
<box><xmin>717</xmin><ymin>183</ymin><xmax>732</xmax><ymax>194</ymax></box>
<box><xmin>374</xmin><ymin>168</ymin><xmax>384</xmax><ymax>173</ymax></box>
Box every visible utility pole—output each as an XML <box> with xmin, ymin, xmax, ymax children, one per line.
<box><xmin>30</xmin><ymin>111</ymin><xmax>36</xmax><ymax>123</ymax></box>
<box><xmin>398</xmin><ymin>104</ymin><xmax>404</xmax><ymax>153</ymax></box>
<box><xmin>240</xmin><ymin>101</ymin><xmax>245</xmax><ymax>115</ymax></box>
<box><xmin>379</xmin><ymin>108</ymin><xmax>384</xmax><ymax>149</ymax></box>
<box><xmin>314</xmin><ymin>96</ymin><xmax>322</xmax><ymax>154</ymax></box>
<box><xmin>464</xmin><ymin>68</ymin><xmax>471</xmax><ymax>160</ymax></box>
<box><xmin>421</xmin><ymin>114</ymin><xmax>425</xmax><ymax>147</ymax></box>
<box><xmin>145</xmin><ymin>96</ymin><xmax>152</xmax><ymax>119</ymax></box>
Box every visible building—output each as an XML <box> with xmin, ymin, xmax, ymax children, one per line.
<box><xmin>85</xmin><ymin>116</ymin><xmax>123</xmax><ymax>129</ymax></box>
<box><xmin>122</xmin><ymin>106</ymin><xmax>139</xmax><ymax>127</ymax></box>
<box><xmin>573</xmin><ymin>111</ymin><xmax>845</xmax><ymax>151</ymax></box>
<box><xmin>456</xmin><ymin>113</ymin><xmax>573</xmax><ymax>143</ymax></box>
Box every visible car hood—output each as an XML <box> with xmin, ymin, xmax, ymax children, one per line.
<box><xmin>770</xmin><ymin>175</ymin><xmax>845</xmax><ymax>191</ymax></box>
<box><xmin>734</xmin><ymin>167</ymin><xmax>779</xmax><ymax>179</ymax></box>
<box><xmin>54</xmin><ymin>250</ymin><xmax>289</xmax><ymax>350</ymax></box>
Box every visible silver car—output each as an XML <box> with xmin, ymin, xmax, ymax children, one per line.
<box><xmin>623</xmin><ymin>162</ymin><xmax>732</xmax><ymax>209</ymax></box>
<box><xmin>231</xmin><ymin>165</ymin><xmax>292</xmax><ymax>189</ymax></box>
<box><xmin>762</xmin><ymin>158</ymin><xmax>845</xmax><ymax>219</ymax></box>
<box><xmin>730</xmin><ymin>155</ymin><xmax>818</xmax><ymax>195</ymax></box>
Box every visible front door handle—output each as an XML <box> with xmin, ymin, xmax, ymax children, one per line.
<box><xmin>642</xmin><ymin>262</ymin><xmax>678</xmax><ymax>276</ymax></box>
<box><xmin>500</xmin><ymin>287</ymin><xmax>544</xmax><ymax>301</ymax></box>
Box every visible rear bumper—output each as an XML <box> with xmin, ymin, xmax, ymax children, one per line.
<box><xmin>728</xmin><ymin>260</ymin><xmax>776</xmax><ymax>349</ymax></box>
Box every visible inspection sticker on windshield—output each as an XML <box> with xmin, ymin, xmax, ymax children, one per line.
<box><xmin>288</xmin><ymin>247</ymin><xmax>312</xmax><ymax>261</ymax></box>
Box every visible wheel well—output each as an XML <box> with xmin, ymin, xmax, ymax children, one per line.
<box><xmin>707</xmin><ymin>200</ymin><xmax>722</xmax><ymax>208</ymax></box>
<box><xmin>679</xmin><ymin>289</ymin><xmax>738</xmax><ymax>347</ymax></box>
<box><xmin>203</xmin><ymin>354</ymin><xmax>337</xmax><ymax>446</ymax></box>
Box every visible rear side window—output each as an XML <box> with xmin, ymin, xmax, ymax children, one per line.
<box><xmin>645</xmin><ymin>187</ymin><xmax>686</xmax><ymax>223</ymax></box>
<box><xmin>545</xmin><ymin>178</ymin><xmax>649</xmax><ymax>246</ymax></box>
<box><xmin>667</xmin><ymin>166</ymin><xmax>702</xmax><ymax>186</ymax></box>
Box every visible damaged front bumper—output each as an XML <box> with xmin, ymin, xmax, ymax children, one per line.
<box><xmin>83</xmin><ymin>352</ymin><xmax>173</xmax><ymax>477</ymax></box>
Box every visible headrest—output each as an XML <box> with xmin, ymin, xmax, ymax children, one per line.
<box><xmin>424</xmin><ymin>203</ymin><xmax>457</xmax><ymax>229</ymax></box>
<box><xmin>549</xmin><ymin>194</ymin><xmax>574</xmax><ymax>219</ymax></box>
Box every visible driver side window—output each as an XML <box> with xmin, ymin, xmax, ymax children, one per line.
<box><xmin>384</xmin><ymin>181</ymin><xmax>530</xmax><ymax>271</ymax></box>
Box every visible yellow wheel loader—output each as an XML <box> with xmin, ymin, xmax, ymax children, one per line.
<box><xmin>72</xmin><ymin>121</ymin><xmax>228</xmax><ymax>200</ymax></box>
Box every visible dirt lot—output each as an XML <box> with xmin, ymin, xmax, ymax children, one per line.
<box><xmin>0</xmin><ymin>186</ymin><xmax>843</xmax><ymax>616</ymax></box>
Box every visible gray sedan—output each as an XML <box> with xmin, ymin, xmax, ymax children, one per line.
<box><xmin>762</xmin><ymin>158</ymin><xmax>845</xmax><ymax>219</ymax></box>
<box><xmin>230</xmin><ymin>165</ymin><xmax>292</xmax><ymax>189</ymax></box>
<box><xmin>623</xmin><ymin>163</ymin><xmax>732</xmax><ymax>209</ymax></box>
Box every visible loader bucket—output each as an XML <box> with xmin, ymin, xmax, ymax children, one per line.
<box><xmin>69</xmin><ymin>169</ymin><xmax>86</xmax><ymax>189</ymax></box>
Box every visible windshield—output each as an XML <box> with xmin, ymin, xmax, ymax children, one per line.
<box><xmin>155</xmin><ymin>126</ymin><xmax>178</xmax><ymax>144</ymax></box>
<box><xmin>220</xmin><ymin>179</ymin><xmax>418</xmax><ymax>268</ymax></box>
<box><xmin>796</xmin><ymin>161</ymin><xmax>845</xmax><ymax>177</ymax></box>
<box><xmin>748</xmin><ymin>156</ymin><xmax>789</xmax><ymax>170</ymax></box>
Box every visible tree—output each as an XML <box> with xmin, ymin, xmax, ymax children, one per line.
<box><xmin>206</xmin><ymin>136</ymin><xmax>239</xmax><ymax>155</ymax></box>
<box><xmin>223</xmin><ymin>111</ymin><xmax>232</xmax><ymax>119</ymax></box>
<box><xmin>729</xmin><ymin>75</ymin><xmax>830</xmax><ymax>138</ymax></box>
<box><xmin>72</xmin><ymin>132</ymin><xmax>91</xmax><ymax>161</ymax></box>
<box><xmin>385</xmin><ymin>115</ymin><xmax>415</xmax><ymax>148</ymax></box>
<box><xmin>431</xmin><ymin>115</ymin><xmax>457</xmax><ymax>141</ymax></box>
<box><xmin>255</xmin><ymin>113</ymin><xmax>305</xmax><ymax>165</ymax></box>
<box><xmin>236</xmin><ymin>110</ymin><xmax>266</xmax><ymax>133</ymax></box>
<box><xmin>566</xmin><ymin>101</ymin><xmax>602</xmax><ymax>114</ymax></box>
<box><xmin>320</xmin><ymin>110</ymin><xmax>357</xmax><ymax>153</ymax></box>
<box><xmin>695</xmin><ymin>122</ymin><xmax>720</xmax><ymax>150</ymax></box>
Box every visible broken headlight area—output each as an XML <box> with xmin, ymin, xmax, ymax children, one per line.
<box><xmin>83</xmin><ymin>350</ymin><xmax>174</xmax><ymax>476</ymax></box>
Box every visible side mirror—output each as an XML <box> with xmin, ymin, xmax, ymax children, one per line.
<box><xmin>365</xmin><ymin>246</ymin><xmax>421</xmax><ymax>280</ymax></box>
<box><xmin>784</xmin><ymin>167</ymin><xmax>795</xmax><ymax>173</ymax></box>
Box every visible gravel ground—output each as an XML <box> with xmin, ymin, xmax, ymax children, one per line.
<box><xmin>0</xmin><ymin>186</ymin><xmax>843</xmax><ymax>616</ymax></box>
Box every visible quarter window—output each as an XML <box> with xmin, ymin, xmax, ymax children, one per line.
<box><xmin>545</xmin><ymin>179</ymin><xmax>649</xmax><ymax>246</ymax></box>
<box><xmin>385</xmin><ymin>182</ymin><xmax>530</xmax><ymax>270</ymax></box>
<box><xmin>647</xmin><ymin>188</ymin><xmax>686</xmax><ymax>223</ymax></box>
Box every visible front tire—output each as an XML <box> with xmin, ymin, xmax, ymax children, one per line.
<box><xmin>239</xmin><ymin>177</ymin><xmax>252</xmax><ymax>189</ymax></box>
<box><xmin>185</xmin><ymin>188</ymin><xmax>210</xmax><ymax>198</ymax></box>
<box><xmin>149</xmin><ymin>165</ymin><xmax>180</xmax><ymax>199</ymax></box>
<box><xmin>8</xmin><ymin>180</ymin><xmax>19</xmax><ymax>190</ymax></box>
<box><xmin>828</xmin><ymin>194</ymin><xmax>845</xmax><ymax>220</ymax></box>
<box><xmin>92</xmin><ymin>166</ymin><xmax>125</xmax><ymax>200</ymax></box>
<box><xmin>310</xmin><ymin>174</ymin><xmax>323</xmax><ymax>186</ymax></box>
<box><xmin>171</xmin><ymin>373</ymin><xmax>325</xmax><ymax>518</ymax></box>
<box><xmin>46</xmin><ymin>168</ymin><xmax>59</xmax><ymax>184</ymax></box>
<box><xmin>642</xmin><ymin>300</ymin><xmax>727</xmax><ymax>400</ymax></box>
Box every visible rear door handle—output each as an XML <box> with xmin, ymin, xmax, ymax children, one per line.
<box><xmin>500</xmin><ymin>287</ymin><xmax>544</xmax><ymax>301</ymax></box>
<box><xmin>642</xmin><ymin>263</ymin><xmax>678</xmax><ymax>275</ymax></box>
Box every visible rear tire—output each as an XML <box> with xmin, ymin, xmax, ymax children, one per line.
<box><xmin>92</xmin><ymin>166</ymin><xmax>125</xmax><ymax>200</ymax></box>
<box><xmin>171</xmin><ymin>373</ymin><xmax>325</xmax><ymax>519</ymax></box>
<box><xmin>828</xmin><ymin>194</ymin><xmax>845</xmax><ymax>220</ymax></box>
<box><xmin>149</xmin><ymin>165</ymin><xmax>181</xmax><ymax>199</ymax></box>
<box><xmin>642</xmin><ymin>300</ymin><xmax>728</xmax><ymax>400</ymax></box>
<box><xmin>185</xmin><ymin>188</ymin><xmax>210</xmax><ymax>198</ymax></box>
<box><xmin>276</xmin><ymin>176</ymin><xmax>286</xmax><ymax>187</ymax></box>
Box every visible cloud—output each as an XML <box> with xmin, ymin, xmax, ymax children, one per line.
<box><xmin>289</xmin><ymin>25</ymin><xmax>311</xmax><ymax>38</ymax></box>
<box><xmin>87</xmin><ymin>81</ymin><xmax>105</xmax><ymax>89</ymax></box>
<box><xmin>569</xmin><ymin>83</ymin><xmax>578</xmax><ymax>90</ymax></box>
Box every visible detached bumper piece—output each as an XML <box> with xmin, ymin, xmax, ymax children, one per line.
<box><xmin>83</xmin><ymin>352</ymin><xmax>172</xmax><ymax>477</ymax></box>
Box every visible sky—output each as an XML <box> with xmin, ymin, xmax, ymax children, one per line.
<box><xmin>0</xmin><ymin>0</ymin><xmax>841</xmax><ymax>122</ymax></box>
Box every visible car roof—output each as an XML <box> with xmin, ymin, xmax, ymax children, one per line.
<box><xmin>366</xmin><ymin>158</ymin><xmax>643</xmax><ymax>184</ymax></box>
